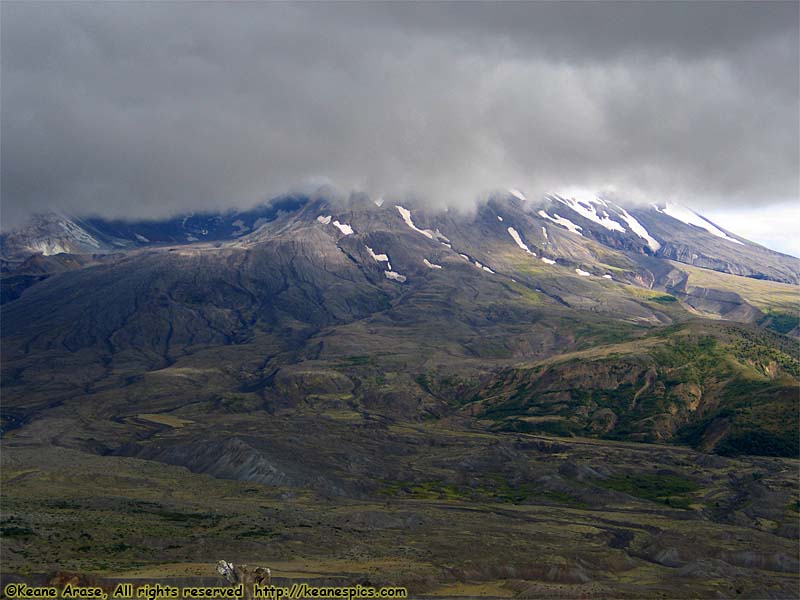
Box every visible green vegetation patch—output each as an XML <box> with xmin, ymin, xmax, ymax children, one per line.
<box><xmin>492</xmin><ymin>418</ymin><xmax>580</xmax><ymax>437</ymax></box>
<box><xmin>597</xmin><ymin>473</ymin><xmax>700</xmax><ymax>509</ymax></box>
<box><xmin>377</xmin><ymin>477</ymin><xmax>587</xmax><ymax>508</ymax></box>
<box><xmin>337</xmin><ymin>355</ymin><xmax>374</xmax><ymax>366</ymax></box>
<box><xmin>1</xmin><ymin>525</ymin><xmax>36</xmax><ymax>537</ymax></box>
<box><xmin>377</xmin><ymin>480</ymin><xmax>467</xmax><ymax>501</ymax></box>
<box><xmin>758</xmin><ymin>311</ymin><xmax>800</xmax><ymax>335</ymax></box>
<box><xmin>125</xmin><ymin>501</ymin><xmax>222</xmax><ymax>525</ymax></box>
<box><xmin>715</xmin><ymin>430</ymin><xmax>799</xmax><ymax>458</ymax></box>
<box><xmin>236</xmin><ymin>527</ymin><xmax>279</xmax><ymax>539</ymax></box>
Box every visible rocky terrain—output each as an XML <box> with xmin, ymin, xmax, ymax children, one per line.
<box><xmin>1</xmin><ymin>189</ymin><xmax>798</xmax><ymax>598</ymax></box>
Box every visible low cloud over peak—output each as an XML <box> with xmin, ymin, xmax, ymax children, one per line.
<box><xmin>2</xmin><ymin>2</ymin><xmax>797</xmax><ymax>227</ymax></box>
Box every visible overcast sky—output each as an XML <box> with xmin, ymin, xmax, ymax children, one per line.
<box><xmin>1</xmin><ymin>2</ymin><xmax>798</xmax><ymax>253</ymax></box>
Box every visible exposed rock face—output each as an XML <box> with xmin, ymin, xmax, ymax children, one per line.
<box><xmin>0</xmin><ymin>214</ymin><xmax>112</xmax><ymax>258</ymax></box>
<box><xmin>626</xmin><ymin>205</ymin><xmax>799</xmax><ymax>284</ymax></box>
<box><xmin>1</xmin><ymin>197</ymin><xmax>307</xmax><ymax>259</ymax></box>
<box><xmin>589</xmin><ymin>408</ymin><xmax>618</xmax><ymax>433</ymax></box>
<box><xmin>119</xmin><ymin>437</ymin><xmax>348</xmax><ymax>494</ymax></box>
<box><xmin>667</xmin><ymin>284</ymin><xmax>762</xmax><ymax>322</ymax></box>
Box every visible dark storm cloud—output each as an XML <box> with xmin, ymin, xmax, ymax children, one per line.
<box><xmin>1</xmin><ymin>1</ymin><xmax>797</xmax><ymax>227</ymax></box>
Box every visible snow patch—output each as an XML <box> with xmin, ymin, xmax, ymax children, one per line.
<box><xmin>423</xmin><ymin>258</ymin><xmax>442</xmax><ymax>269</ymax></box>
<box><xmin>555</xmin><ymin>193</ymin><xmax>625</xmax><ymax>232</ymax></box>
<box><xmin>541</xmin><ymin>257</ymin><xmax>556</xmax><ymax>265</ymax></box>
<box><xmin>497</xmin><ymin>215</ymin><xmax>504</xmax><ymax>221</ymax></box>
<box><xmin>507</xmin><ymin>227</ymin><xmax>534</xmax><ymax>255</ymax></box>
<box><xmin>459</xmin><ymin>253</ymin><xmax>470</xmax><ymax>261</ymax></box>
<box><xmin>655</xmin><ymin>203</ymin><xmax>744</xmax><ymax>245</ymax></box>
<box><xmin>316</xmin><ymin>215</ymin><xmax>332</xmax><ymax>225</ymax></box>
<box><xmin>396</xmin><ymin>205</ymin><xmax>434</xmax><ymax>239</ymax></box>
<box><xmin>541</xmin><ymin>226</ymin><xmax>548</xmax><ymax>240</ymax></box>
<box><xmin>32</xmin><ymin>241</ymin><xmax>68</xmax><ymax>256</ymax></box>
<box><xmin>186</xmin><ymin>235</ymin><xmax>199</xmax><ymax>242</ymax></box>
<box><xmin>509</xmin><ymin>188</ymin><xmax>527</xmax><ymax>201</ymax></box>
<box><xmin>603</xmin><ymin>274</ymin><xmax>613</xmax><ymax>280</ymax></box>
<box><xmin>135</xmin><ymin>233</ymin><xmax>150</xmax><ymax>243</ymax></box>
<box><xmin>616</xmin><ymin>207</ymin><xmax>661</xmax><ymax>251</ymax></box>
<box><xmin>575</xmin><ymin>268</ymin><xmax>591</xmax><ymax>277</ymax></box>
<box><xmin>58</xmin><ymin>219</ymin><xmax>101</xmax><ymax>248</ymax></box>
<box><xmin>538</xmin><ymin>211</ymin><xmax>583</xmax><ymax>235</ymax></box>
<box><xmin>473</xmin><ymin>260</ymin><xmax>495</xmax><ymax>273</ymax></box>
<box><xmin>333</xmin><ymin>220</ymin><xmax>354</xmax><ymax>235</ymax></box>
<box><xmin>374</xmin><ymin>197</ymin><xmax>385</xmax><ymax>207</ymax></box>
<box><xmin>384</xmin><ymin>270</ymin><xmax>407</xmax><ymax>283</ymax></box>
<box><xmin>441</xmin><ymin>242</ymin><xmax>452</xmax><ymax>248</ymax></box>
<box><xmin>366</xmin><ymin>245</ymin><xmax>390</xmax><ymax>264</ymax></box>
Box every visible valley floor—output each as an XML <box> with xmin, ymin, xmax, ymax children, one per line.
<box><xmin>2</xmin><ymin>422</ymin><xmax>798</xmax><ymax>599</ymax></box>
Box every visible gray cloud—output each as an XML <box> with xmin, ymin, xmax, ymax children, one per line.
<box><xmin>1</xmin><ymin>1</ymin><xmax>797</xmax><ymax>227</ymax></box>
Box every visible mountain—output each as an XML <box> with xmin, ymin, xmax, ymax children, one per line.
<box><xmin>1</xmin><ymin>190</ymin><xmax>798</xmax><ymax>596</ymax></box>
<box><xmin>0</xmin><ymin>196</ymin><xmax>306</xmax><ymax>260</ymax></box>
<box><xmin>2</xmin><ymin>190</ymin><xmax>798</xmax><ymax>441</ymax></box>
<box><xmin>3</xmin><ymin>190</ymin><xmax>797</xmax><ymax>279</ymax></box>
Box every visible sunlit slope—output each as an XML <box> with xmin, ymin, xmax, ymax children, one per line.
<box><xmin>466</xmin><ymin>321</ymin><xmax>799</xmax><ymax>456</ymax></box>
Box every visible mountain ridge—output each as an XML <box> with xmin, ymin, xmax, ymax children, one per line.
<box><xmin>3</xmin><ymin>190</ymin><xmax>797</xmax><ymax>276</ymax></box>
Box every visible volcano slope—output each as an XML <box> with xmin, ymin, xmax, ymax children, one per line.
<box><xmin>1</xmin><ymin>193</ymin><xmax>799</xmax><ymax>598</ymax></box>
